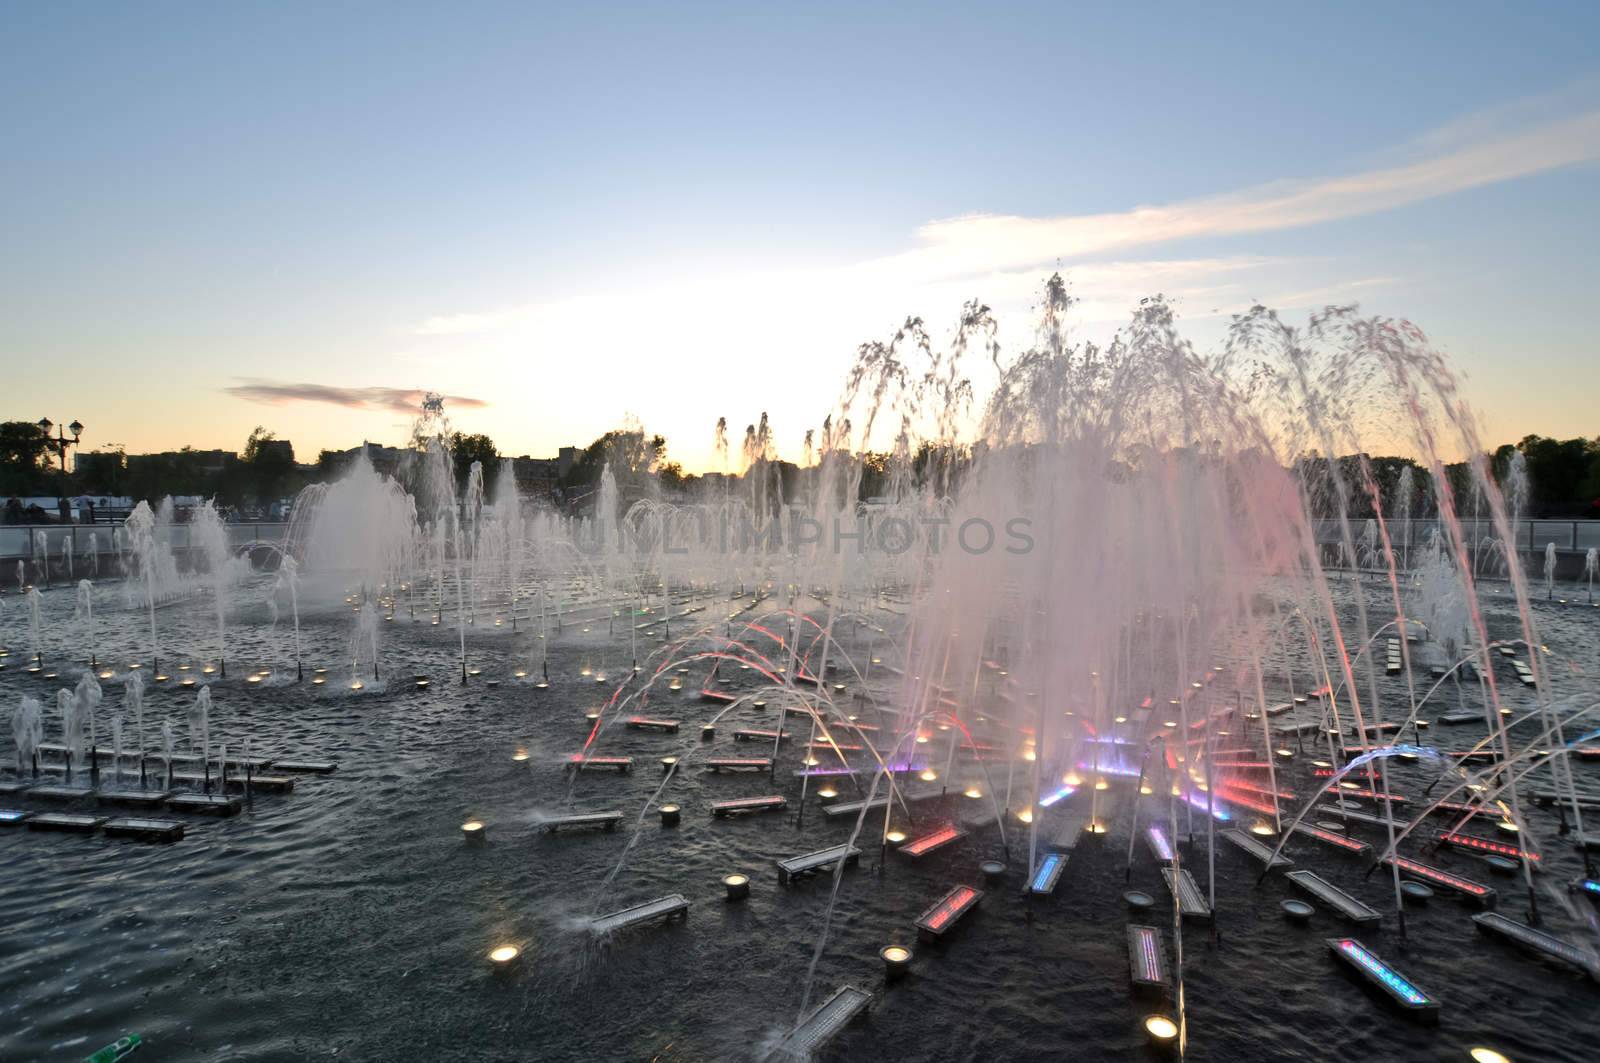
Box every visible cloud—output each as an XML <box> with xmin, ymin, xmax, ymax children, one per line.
<box><xmin>408</xmin><ymin>100</ymin><xmax>1600</xmax><ymax>342</ymax></box>
<box><xmin>413</xmin><ymin>311</ymin><xmax>519</xmax><ymax>336</ymax></box>
<box><xmin>864</xmin><ymin>107</ymin><xmax>1600</xmax><ymax>284</ymax></box>
<box><xmin>223</xmin><ymin>380</ymin><xmax>489</xmax><ymax>413</ymax></box>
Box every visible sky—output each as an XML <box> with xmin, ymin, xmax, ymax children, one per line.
<box><xmin>3</xmin><ymin>2</ymin><xmax>1598</xmax><ymax>472</ymax></box>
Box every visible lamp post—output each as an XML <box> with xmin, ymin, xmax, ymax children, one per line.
<box><xmin>37</xmin><ymin>418</ymin><xmax>84</xmax><ymax>515</ymax></box>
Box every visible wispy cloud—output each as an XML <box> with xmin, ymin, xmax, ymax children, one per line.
<box><xmin>224</xmin><ymin>380</ymin><xmax>488</xmax><ymax>413</ymax></box>
<box><xmin>866</xmin><ymin>107</ymin><xmax>1600</xmax><ymax>283</ymax></box>
<box><xmin>408</xmin><ymin>99</ymin><xmax>1600</xmax><ymax>341</ymax></box>
<box><xmin>413</xmin><ymin>311</ymin><xmax>520</xmax><ymax>336</ymax></box>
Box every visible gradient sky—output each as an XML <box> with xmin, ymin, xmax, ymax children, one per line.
<box><xmin>3</xmin><ymin>2</ymin><xmax>1598</xmax><ymax>472</ymax></box>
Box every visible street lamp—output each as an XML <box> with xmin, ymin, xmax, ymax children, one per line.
<box><xmin>37</xmin><ymin>417</ymin><xmax>84</xmax><ymax>514</ymax></box>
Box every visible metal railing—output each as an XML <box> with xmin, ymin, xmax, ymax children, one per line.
<box><xmin>1312</xmin><ymin>519</ymin><xmax>1599</xmax><ymax>552</ymax></box>
<box><xmin>0</xmin><ymin>523</ymin><xmax>289</xmax><ymax>566</ymax></box>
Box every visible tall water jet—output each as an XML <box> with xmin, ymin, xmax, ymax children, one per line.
<box><xmin>276</xmin><ymin>556</ymin><xmax>304</xmax><ymax>680</ymax></box>
<box><xmin>283</xmin><ymin>446</ymin><xmax>418</xmax><ymax>606</ymax></box>
<box><xmin>352</xmin><ymin>600</ymin><xmax>380</xmax><ymax>686</ymax></box>
<box><xmin>159</xmin><ymin>718</ymin><xmax>175</xmax><ymax>788</ymax></box>
<box><xmin>125</xmin><ymin>502</ymin><xmax>161</xmax><ymax>671</ymax></box>
<box><xmin>1395</xmin><ymin>464</ymin><xmax>1416</xmax><ymax>570</ymax></box>
<box><xmin>75</xmin><ymin>579</ymin><xmax>96</xmax><ymax>668</ymax></box>
<box><xmin>56</xmin><ymin>689</ymin><xmax>81</xmax><ymax>781</ymax></box>
<box><xmin>125</xmin><ymin>671</ymin><xmax>146</xmax><ymax>784</ymax></box>
<box><xmin>12</xmin><ymin>695</ymin><xmax>43</xmax><ymax>777</ymax></box>
<box><xmin>109</xmin><ymin>711</ymin><xmax>123</xmax><ymax>784</ymax></box>
<box><xmin>26</xmin><ymin>587</ymin><xmax>43</xmax><ymax>670</ymax></box>
<box><xmin>1544</xmin><ymin>541</ymin><xmax>1557</xmax><ymax>601</ymax></box>
<box><xmin>462</xmin><ymin>461</ymin><xmax>485</xmax><ymax>625</ymax></box>
<box><xmin>192</xmin><ymin>500</ymin><xmax>232</xmax><ymax>677</ymax></box>
<box><xmin>188</xmin><ymin>687</ymin><xmax>211</xmax><ymax>789</ymax></box>
<box><xmin>75</xmin><ymin>673</ymin><xmax>102</xmax><ymax>784</ymax></box>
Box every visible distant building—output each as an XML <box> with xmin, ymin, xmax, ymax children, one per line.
<box><xmin>512</xmin><ymin>456</ymin><xmax>560</xmax><ymax>500</ymax></box>
<box><xmin>126</xmin><ymin>449</ymin><xmax>238</xmax><ymax>476</ymax></box>
<box><xmin>557</xmin><ymin>446</ymin><xmax>578</xmax><ymax>479</ymax></box>
<box><xmin>330</xmin><ymin>441</ymin><xmax>407</xmax><ymax>477</ymax></box>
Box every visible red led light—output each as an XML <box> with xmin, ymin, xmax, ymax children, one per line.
<box><xmin>1293</xmin><ymin>823</ymin><xmax>1368</xmax><ymax>852</ymax></box>
<box><xmin>1438</xmin><ymin>831</ymin><xmax>1541</xmax><ymax>863</ymax></box>
<box><xmin>922</xmin><ymin>885</ymin><xmax>978</xmax><ymax>929</ymax></box>
<box><xmin>1324</xmin><ymin>787</ymin><xmax>1408</xmax><ymax>804</ymax></box>
<box><xmin>1220</xmin><ymin>779</ymin><xmax>1296</xmax><ymax>800</ymax></box>
<box><xmin>1388</xmin><ymin>855</ymin><xmax>1489</xmax><ymax>895</ymax></box>
<box><xmin>902</xmin><ymin>826</ymin><xmax>962</xmax><ymax>857</ymax></box>
<box><xmin>1216</xmin><ymin>788</ymin><xmax>1279</xmax><ymax>815</ymax></box>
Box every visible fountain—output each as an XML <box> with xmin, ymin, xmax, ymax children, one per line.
<box><xmin>12</xmin><ymin>695</ymin><xmax>43</xmax><ymax>777</ymax></box>
<box><xmin>75</xmin><ymin>579</ymin><xmax>95</xmax><ymax>668</ymax></box>
<box><xmin>192</xmin><ymin>500</ymin><xmax>233</xmax><ymax>677</ymax></box>
<box><xmin>0</xmin><ymin>287</ymin><xmax>1597</xmax><ymax>1062</ymax></box>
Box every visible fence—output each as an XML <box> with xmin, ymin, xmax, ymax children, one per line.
<box><xmin>0</xmin><ymin>523</ymin><xmax>290</xmax><ymax>569</ymax></box>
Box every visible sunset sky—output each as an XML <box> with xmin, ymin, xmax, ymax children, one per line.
<box><xmin>4</xmin><ymin>3</ymin><xmax>1598</xmax><ymax>472</ymax></box>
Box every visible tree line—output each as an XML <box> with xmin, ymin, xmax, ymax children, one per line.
<box><xmin>3</xmin><ymin>416</ymin><xmax>1595</xmax><ymax>521</ymax></box>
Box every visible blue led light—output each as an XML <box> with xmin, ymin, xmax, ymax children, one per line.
<box><xmin>1040</xmin><ymin>784</ymin><xmax>1077</xmax><ymax>808</ymax></box>
<box><xmin>1582</xmin><ymin>879</ymin><xmax>1600</xmax><ymax>895</ymax></box>
<box><xmin>1339</xmin><ymin>940</ymin><xmax>1428</xmax><ymax>1005</ymax></box>
<box><xmin>0</xmin><ymin>810</ymin><xmax>25</xmax><ymax>822</ymax></box>
<box><xmin>1031</xmin><ymin>853</ymin><xmax>1062</xmax><ymax>891</ymax></box>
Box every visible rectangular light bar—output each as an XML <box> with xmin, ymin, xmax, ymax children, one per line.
<box><xmin>1427</xmin><ymin>801</ymin><xmax>1489</xmax><ymax>818</ymax></box>
<box><xmin>1473</xmin><ymin>912</ymin><xmax>1600</xmax><ymax>979</ymax></box>
<box><xmin>732</xmin><ymin>728</ymin><xmax>789</xmax><ymax>741</ymax></box>
<box><xmin>770</xmin><ymin>985</ymin><xmax>872</xmax><ymax>1057</ymax></box>
<box><xmin>1211</xmin><ymin>760</ymin><xmax>1273</xmax><ymax>771</ymax></box>
<box><xmin>625</xmin><ymin>717</ymin><xmax>680</xmax><ymax>732</ymax></box>
<box><xmin>590</xmin><ymin>893</ymin><xmax>691</xmax><ymax>935</ymax></box>
<box><xmin>706</xmin><ymin>757</ymin><xmax>772</xmax><ymax>772</ymax></box>
<box><xmin>1221</xmin><ymin>779</ymin><xmax>1296</xmax><ymax>800</ymax></box>
<box><xmin>1047</xmin><ymin>817</ymin><xmax>1088</xmax><ymax>853</ymax></box>
<box><xmin>1221</xmin><ymin>827</ymin><xmax>1293</xmax><ymax>869</ymax></box>
<box><xmin>1382</xmin><ymin>855</ymin><xmax>1496</xmax><ymax>904</ymax></box>
<box><xmin>1437</xmin><ymin>830</ymin><xmax>1541</xmax><ymax>864</ymax></box>
<box><xmin>1161</xmin><ymin>867</ymin><xmax>1212</xmax><ymax>921</ymax></box>
<box><xmin>1127</xmin><ymin>925</ymin><xmax>1169</xmax><ymax>989</ymax></box>
<box><xmin>1291</xmin><ymin>822</ymin><xmax>1371</xmax><ymax>856</ymax></box>
<box><xmin>1327</xmin><ymin>938</ymin><xmax>1439</xmax><ymax>1016</ymax></box>
<box><xmin>777</xmin><ymin>844</ymin><xmax>861</xmax><ymax>885</ymax></box>
<box><xmin>711</xmin><ymin>795</ymin><xmax>787</xmax><ymax>816</ymax></box>
<box><xmin>1215</xmin><ymin>788</ymin><xmax>1276</xmax><ymax>817</ymax></box>
<box><xmin>916</xmin><ymin>884</ymin><xmax>983</xmax><ymax>937</ymax></box>
<box><xmin>822</xmin><ymin>797</ymin><xmax>891</xmax><ymax>819</ymax></box>
<box><xmin>902</xmin><ymin>825</ymin><xmax>966</xmax><ymax>859</ymax></box>
<box><xmin>1314</xmin><ymin>768</ymin><xmax>1377</xmax><ymax>780</ymax></box>
<box><xmin>1028</xmin><ymin>851</ymin><xmax>1067</xmax><ymax>894</ymax></box>
<box><xmin>1039</xmin><ymin>784</ymin><xmax>1078</xmax><ymax>808</ymax></box>
<box><xmin>564</xmin><ymin>754</ymin><xmax>633</xmax><ymax>772</ymax></box>
<box><xmin>1324</xmin><ymin>787</ymin><xmax>1408</xmax><ymax>804</ymax></box>
<box><xmin>1288</xmin><ymin>870</ymin><xmax>1381</xmax><ymax>925</ymax></box>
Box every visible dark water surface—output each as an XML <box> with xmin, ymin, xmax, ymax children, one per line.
<box><xmin>1</xmin><ymin>581</ymin><xmax>1596</xmax><ymax>1061</ymax></box>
